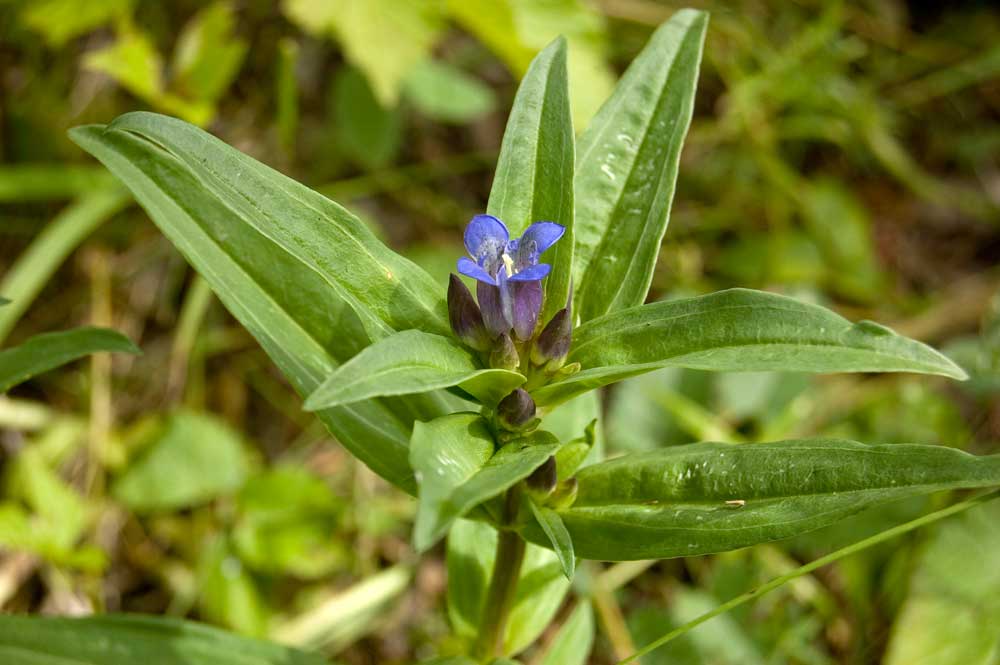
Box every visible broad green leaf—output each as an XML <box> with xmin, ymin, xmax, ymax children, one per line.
<box><xmin>884</xmin><ymin>500</ymin><xmax>1000</xmax><ymax>665</ymax></box>
<box><xmin>528</xmin><ymin>499</ymin><xmax>574</xmax><ymax>579</ymax></box>
<box><xmin>70</xmin><ymin>113</ymin><xmax>453</xmax><ymax>492</ymax></box>
<box><xmin>520</xmin><ymin>438</ymin><xmax>1000</xmax><ymax>561</ymax></box>
<box><xmin>0</xmin><ymin>327</ymin><xmax>139</xmax><ymax>393</ymax></box>
<box><xmin>446</xmin><ymin>519</ymin><xmax>572</xmax><ymax>655</ymax></box>
<box><xmin>533</xmin><ymin>289</ymin><xmax>967</xmax><ymax>407</ymax></box>
<box><xmin>284</xmin><ymin>0</ymin><xmax>443</xmax><ymax>105</ymax></box>
<box><xmin>304</xmin><ymin>330</ymin><xmax>524</xmax><ymax>410</ymax></box>
<box><xmin>172</xmin><ymin>2</ymin><xmax>248</xmax><ymax>104</ymax></box>
<box><xmin>0</xmin><ymin>613</ymin><xmax>324</xmax><ymax>665</ymax></box>
<box><xmin>487</xmin><ymin>37</ymin><xmax>574</xmax><ymax>326</ymax></box>
<box><xmin>410</xmin><ymin>414</ymin><xmax>560</xmax><ymax>551</ymax></box>
<box><xmin>0</xmin><ymin>188</ymin><xmax>130</xmax><ymax>343</ymax></box>
<box><xmin>403</xmin><ymin>60</ymin><xmax>497</xmax><ymax>123</ymax></box>
<box><xmin>19</xmin><ymin>0</ymin><xmax>132</xmax><ymax>47</ymax></box>
<box><xmin>112</xmin><ymin>410</ymin><xmax>249</xmax><ymax>512</ymax></box>
<box><xmin>538</xmin><ymin>603</ymin><xmax>594</xmax><ymax>665</ymax></box>
<box><xmin>573</xmin><ymin>9</ymin><xmax>707</xmax><ymax>322</ymax></box>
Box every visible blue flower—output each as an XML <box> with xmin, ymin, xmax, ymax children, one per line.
<box><xmin>457</xmin><ymin>214</ymin><xmax>564</xmax><ymax>340</ymax></box>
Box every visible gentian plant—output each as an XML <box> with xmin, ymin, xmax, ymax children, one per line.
<box><xmin>58</xmin><ymin>8</ymin><xmax>1000</xmax><ymax>664</ymax></box>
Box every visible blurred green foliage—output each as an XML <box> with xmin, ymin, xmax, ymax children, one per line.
<box><xmin>1</xmin><ymin>0</ymin><xmax>998</xmax><ymax>663</ymax></box>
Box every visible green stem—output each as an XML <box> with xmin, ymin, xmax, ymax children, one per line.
<box><xmin>617</xmin><ymin>489</ymin><xmax>1000</xmax><ymax>664</ymax></box>
<box><xmin>473</xmin><ymin>491</ymin><xmax>527</xmax><ymax>661</ymax></box>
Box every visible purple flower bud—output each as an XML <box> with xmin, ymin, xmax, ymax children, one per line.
<box><xmin>511</xmin><ymin>281</ymin><xmax>543</xmax><ymax>341</ymax></box>
<box><xmin>525</xmin><ymin>456</ymin><xmax>557</xmax><ymax>497</ymax></box>
<box><xmin>497</xmin><ymin>388</ymin><xmax>535</xmax><ymax>430</ymax></box>
<box><xmin>477</xmin><ymin>280</ymin><xmax>511</xmax><ymax>338</ymax></box>
<box><xmin>531</xmin><ymin>307</ymin><xmax>572</xmax><ymax>368</ymax></box>
<box><xmin>490</xmin><ymin>332</ymin><xmax>520</xmax><ymax>371</ymax></box>
<box><xmin>448</xmin><ymin>274</ymin><xmax>491</xmax><ymax>351</ymax></box>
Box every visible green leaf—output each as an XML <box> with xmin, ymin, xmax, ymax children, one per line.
<box><xmin>410</xmin><ymin>414</ymin><xmax>560</xmax><ymax>551</ymax></box>
<box><xmin>446</xmin><ymin>519</ymin><xmax>572</xmax><ymax>655</ymax></box>
<box><xmin>332</xmin><ymin>67</ymin><xmax>403</xmax><ymax>170</ymax></box>
<box><xmin>172</xmin><ymin>2</ymin><xmax>248</xmax><ymax>104</ymax></box>
<box><xmin>304</xmin><ymin>330</ymin><xmax>524</xmax><ymax>410</ymax></box>
<box><xmin>0</xmin><ymin>327</ymin><xmax>139</xmax><ymax>393</ymax></box>
<box><xmin>19</xmin><ymin>0</ymin><xmax>132</xmax><ymax>48</ymax></box>
<box><xmin>487</xmin><ymin>36</ymin><xmax>574</xmax><ymax>327</ymax></box>
<box><xmin>0</xmin><ymin>613</ymin><xmax>324</xmax><ymax>665</ymax></box>
<box><xmin>0</xmin><ymin>165</ymin><xmax>118</xmax><ymax>202</ymax></box>
<box><xmin>521</xmin><ymin>439</ymin><xmax>1000</xmax><ymax>561</ymax></box>
<box><xmin>112</xmin><ymin>410</ymin><xmax>249</xmax><ymax>512</ymax></box>
<box><xmin>284</xmin><ymin>0</ymin><xmax>443</xmax><ymax>105</ymax></box>
<box><xmin>528</xmin><ymin>499</ymin><xmax>574</xmax><ymax>579</ymax></box>
<box><xmin>403</xmin><ymin>60</ymin><xmax>497</xmax><ymax>123</ymax></box>
<box><xmin>534</xmin><ymin>289</ymin><xmax>967</xmax><ymax>407</ymax></box>
<box><xmin>70</xmin><ymin>113</ymin><xmax>453</xmax><ymax>493</ymax></box>
<box><xmin>538</xmin><ymin>603</ymin><xmax>594</xmax><ymax>665</ymax></box>
<box><xmin>884</xmin><ymin>500</ymin><xmax>1000</xmax><ymax>665</ymax></box>
<box><xmin>573</xmin><ymin>9</ymin><xmax>707</xmax><ymax>322</ymax></box>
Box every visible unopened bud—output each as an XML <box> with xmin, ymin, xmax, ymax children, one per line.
<box><xmin>532</xmin><ymin>308</ymin><xmax>572</xmax><ymax>370</ymax></box>
<box><xmin>490</xmin><ymin>332</ymin><xmax>520</xmax><ymax>370</ymax></box>
<box><xmin>526</xmin><ymin>456</ymin><xmax>557</xmax><ymax>497</ymax></box>
<box><xmin>549</xmin><ymin>478</ymin><xmax>578</xmax><ymax>510</ymax></box>
<box><xmin>497</xmin><ymin>388</ymin><xmax>535</xmax><ymax>430</ymax></box>
<box><xmin>448</xmin><ymin>274</ymin><xmax>491</xmax><ymax>351</ymax></box>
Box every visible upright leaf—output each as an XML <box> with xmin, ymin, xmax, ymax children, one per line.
<box><xmin>410</xmin><ymin>414</ymin><xmax>561</xmax><ymax>551</ymax></box>
<box><xmin>528</xmin><ymin>499</ymin><xmax>575</xmax><ymax>579</ymax></box>
<box><xmin>487</xmin><ymin>37</ymin><xmax>574</xmax><ymax>326</ymax></box>
<box><xmin>534</xmin><ymin>288</ymin><xmax>966</xmax><ymax>407</ymax></box>
<box><xmin>304</xmin><ymin>330</ymin><xmax>524</xmax><ymax>410</ymax></box>
<box><xmin>520</xmin><ymin>438</ymin><xmax>1000</xmax><ymax>560</ymax></box>
<box><xmin>573</xmin><ymin>9</ymin><xmax>707</xmax><ymax>322</ymax></box>
<box><xmin>0</xmin><ymin>327</ymin><xmax>139</xmax><ymax>393</ymax></box>
<box><xmin>0</xmin><ymin>614</ymin><xmax>324</xmax><ymax>665</ymax></box>
<box><xmin>70</xmin><ymin>114</ymin><xmax>454</xmax><ymax>492</ymax></box>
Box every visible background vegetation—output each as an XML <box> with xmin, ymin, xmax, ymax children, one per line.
<box><xmin>1</xmin><ymin>0</ymin><xmax>998</xmax><ymax>663</ymax></box>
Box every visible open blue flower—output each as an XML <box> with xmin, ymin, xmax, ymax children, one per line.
<box><xmin>457</xmin><ymin>214</ymin><xmax>564</xmax><ymax>340</ymax></box>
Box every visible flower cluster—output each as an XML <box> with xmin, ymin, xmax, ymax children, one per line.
<box><xmin>448</xmin><ymin>214</ymin><xmax>574</xmax><ymax>426</ymax></box>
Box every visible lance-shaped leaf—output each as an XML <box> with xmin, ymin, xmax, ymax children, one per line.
<box><xmin>70</xmin><ymin>114</ymin><xmax>456</xmax><ymax>493</ymax></box>
<box><xmin>0</xmin><ymin>327</ymin><xmax>139</xmax><ymax>393</ymax></box>
<box><xmin>0</xmin><ymin>613</ymin><xmax>325</xmax><ymax>665</ymax></box>
<box><xmin>533</xmin><ymin>289</ymin><xmax>966</xmax><ymax>407</ymax></box>
<box><xmin>573</xmin><ymin>9</ymin><xmax>707</xmax><ymax>322</ymax></box>
<box><xmin>410</xmin><ymin>413</ymin><xmax>560</xmax><ymax>551</ymax></box>
<box><xmin>487</xmin><ymin>37</ymin><xmax>574</xmax><ymax>326</ymax></box>
<box><xmin>304</xmin><ymin>330</ymin><xmax>524</xmax><ymax>409</ymax></box>
<box><xmin>528</xmin><ymin>499</ymin><xmax>575</xmax><ymax>579</ymax></box>
<box><xmin>519</xmin><ymin>439</ymin><xmax>1000</xmax><ymax>561</ymax></box>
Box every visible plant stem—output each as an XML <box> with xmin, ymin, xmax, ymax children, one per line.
<box><xmin>473</xmin><ymin>491</ymin><xmax>527</xmax><ymax>660</ymax></box>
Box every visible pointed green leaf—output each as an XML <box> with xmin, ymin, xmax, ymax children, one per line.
<box><xmin>573</xmin><ymin>9</ymin><xmax>707</xmax><ymax>322</ymax></box>
<box><xmin>304</xmin><ymin>330</ymin><xmax>524</xmax><ymax>410</ymax></box>
<box><xmin>0</xmin><ymin>327</ymin><xmax>139</xmax><ymax>393</ymax></box>
<box><xmin>410</xmin><ymin>414</ymin><xmax>560</xmax><ymax>551</ymax></box>
<box><xmin>487</xmin><ymin>37</ymin><xmax>574</xmax><ymax>326</ymax></box>
<box><xmin>528</xmin><ymin>499</ymin><xmax>575</xmax><ymax>579</ymax></box>
<box><xmin>0</xmin><ymin>613</ymin><xmax>325</xmax><ymax>665</ymax></box>
<box><xmin>522</xmin><ymin>439</ymin><xmax>1000</xmax><ymax>561</ymax></box>
<box><xmin>69</xmin><ymin>113</ymin><xmax>456</xmax><ymax>493</ymax></box>
<box><xmin>534</xmin><ymin>289</ymin><xmax>966</xmax><ymax>407</ymax></box>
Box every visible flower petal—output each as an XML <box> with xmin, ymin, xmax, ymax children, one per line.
<box><xmin>511</xmin><ymin>280</ymin><xmax>543</xmax><ymax>341</ymax></box>
<box><xmin>508</xmin><ymin>263</ymin><xmax>551</xmax><ymax>282</ymax></box>
<box><xmin>515</xmin><ymin>221</ymin><xmax>565</xmax><ymax>267</ymax></box>
<box><xmin>457</xmin><ymin>257</ymin><xmax>496</xmax><ymax>285</ymax></box>
<box><xmin>478</xmin><ymin>279</ymin><xmax>511</xmax><ymax>337</ymax></box>
<box><xmin>464</xmin><ymin>214</ymin><xmax>509</xmax><ymax>264</ymax></box>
